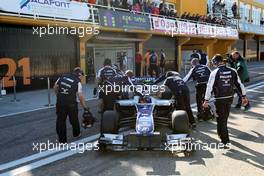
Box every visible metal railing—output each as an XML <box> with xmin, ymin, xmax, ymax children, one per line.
<box><xmin>0</xmin><ymin>2</ymin><xmax>239</xmax><ymax>37</ymax></box>
<box><xmin>0</xmin><ymin>2</ymin><xmax>236</xmax><ymax>27</ymax></box>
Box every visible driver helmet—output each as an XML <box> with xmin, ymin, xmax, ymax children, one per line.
<box><xmin>166</xmin><ymin>71</ymin><xmax>180</xmax><ymax>77</ymax></box>
<box><xmin>143</xmin><ymin>95</ymin><xmax>152</xmax><ymax>103</ymax></box>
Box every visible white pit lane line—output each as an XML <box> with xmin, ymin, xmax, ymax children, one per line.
<box><xmin>0</xmin><ymin>98</ymin><xmax>98</xmax><ymax>118</ymax></box>
<box><xmin>1</xmin><ymin>82</ymin><xmax>264</xmax><ymax>176</ymax></box>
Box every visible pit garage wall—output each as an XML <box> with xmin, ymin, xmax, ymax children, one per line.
<box><xmin>232</xmin><ymin>39</ymin><xmax>244</xmax><ymax>55</ymax></box>
<box><xmin>232</xmin><ymin>39</ymin><xmax>258</xmax><ymax>61</ymax></box>
<box><xmin>0</xmin><ymin>24</ymin><xmax>79</xmax><ymax>91</ymax></box>
<box><xmin>143</xmin><ymin>36</ymin><xmax>178</xmax><ymax>71</ymax></box>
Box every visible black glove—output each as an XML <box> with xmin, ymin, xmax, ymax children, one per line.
<box><xmin>82</xmin><ymin>108</ymin><xmax>96</xmax><ymax>129</ymax></box>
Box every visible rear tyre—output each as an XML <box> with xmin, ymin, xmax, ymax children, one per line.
<box><xmin>171</xmin><ymin>110</ymin><xmax>189</xmax><ymax>134</ymax></box>
<box><xmin>101</xmin><ymin>111</ymin><xmax>119</xmax><ymax>134</ymax></box>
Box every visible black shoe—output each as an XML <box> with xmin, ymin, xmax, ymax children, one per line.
<box><xmin>235</xmin><ymin>104</ymin><xmax>241</xmax><ymax>109</ymax></box>
<box><xmin>73</xmin><ymin>133</ymin><xmax>82</xmax><ymax>139</ymax></box>
<box><xmin>244</xmin><ymin>103</ymin><xmax>250</xmax><ymax>112</ymax></box>
<box><xmin>197</xmin><ymin>114</ymin><xmax>203</xmax><ymax>122</ymax></box>
<box><xmin>190</xmin><ymin>123</ymin><xmax>196</xmax><ymax>129</ymax></box>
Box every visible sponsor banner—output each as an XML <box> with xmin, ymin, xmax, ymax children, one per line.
<box><xmin>99</xmin><ymin>9</ymin><xmax>151</xmax><ymax>30</ymax></box>
<box><xmin>0</xmin><ymin>0</ymin><xmax>90</xmax><ymax>21</ymax></box>
<box><xmin>177</xmin><ymin>21</ymin><xmax>197</xmax><ymax>35</ymax></box>
<box><xmin>226</xmin><ymin>27</ymin><xmax>238</xmax><ymax>37</ymax></box>
<box><xmin>197</xmin><ymin>24</ymin><xmax>211</xmax><ymax>36</ymax></box>
<box><xmin>197</xmin><ymin>24</ymin><xmax>238</xmax><ymax>38</ymax></box>
<box><xmin>215</xmin><ymin>26</ymin><xmax>226</xmax><ymax>37</ymax></box>
<box><xmin>152</xmin><ymin>17</ymin><xmax>176</xmax><ymax>32</ymax></box>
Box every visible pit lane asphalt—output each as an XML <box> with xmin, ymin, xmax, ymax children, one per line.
<box><xmin>0</xmin><ymin>63</ymin><xmax>264</xmax><ymax>176</ymax></box>
<box><xmin>2</xmin><ymin>79</ymin><xmax>264</xmax><ymax>176</ymax></box>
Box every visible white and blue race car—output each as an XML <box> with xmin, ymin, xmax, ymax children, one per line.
<box><xmin>98</xmin><ymin>77</ymin><xmax>194</xmax><ymax>155</ymax></box>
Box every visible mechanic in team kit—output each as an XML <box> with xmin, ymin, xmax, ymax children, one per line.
<box><xmin>203</xmin><ymin>54</ymin><xmax>248</xmax><ymax>146</ymax></box>
<box><xmin>54</xmin><ymin>67</ymin><xmax>90</xmax><ymax>143</ymax></box>
<box><xmin>96</xmin><ymin>58</ymin><xmax>117</xmax><ymax>112</ymax></box>
<box><xmin>183</xmin><ymin>58</ymin><xmax>211</xmax><ymax>121</ymax></box>
<box><xmin>155</xmin><ymin>71</ymin><xmax>196</xmax><ymax>128</ymax></box>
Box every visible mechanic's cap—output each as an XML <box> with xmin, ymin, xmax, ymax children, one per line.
<box><xmin>125</xmin><ymin>70</ymin><xmax>134</xmax><ymax>77</ymax></box>
<box><xmin>73</xmin><ymin>67</ymin><xmax>84</xmax><ymax>77</ymax></box>
<box><xmin>191</xmin><ymin>53</ymin><xmax>201</xmax><ymax>60</ymax></box>
<box><xmin>191</xmin><ymin>58</ymin><xmax>200</xmax><ymax>66</ymax></box>
<box><xmin>104</xmin><ymin>58</ymin><xmax>112</xmax><ymax>66</ymax></box>
<box><xmin>166</xmin><ymin>71</ymin><xmax>180</xmax><ymax>77</ymax></box>
<box><xmin>231</xmin><ymin>50</ymin><xmax>240</xmax><ymax>56</ymax></box>
<box><xmin>211</xmin><ymin>54</ymin><xmax>223</xmax><ymax>65</ymax></box>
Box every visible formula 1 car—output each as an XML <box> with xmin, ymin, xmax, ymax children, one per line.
<box><xmin>98</xmin><ymin>77</ymin><xmax>194</xmax><ymax>155</ymax></box>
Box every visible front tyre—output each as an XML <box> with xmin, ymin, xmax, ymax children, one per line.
<box><xmin>101</xmin><ymin>111</ymin><xmax>119</xmax><ymax>134</ymax></box>
<box><xmin>171</xmin><ymin>110</ymin><xmax>189</xmax><ymax>134</ymax></box>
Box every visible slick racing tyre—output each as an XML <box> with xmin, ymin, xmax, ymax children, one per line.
<box><xmin>101</xmin><ymin>111</ymin><xmax>119</xmax><ymax>134</ymax></box>
<box><xmin>171</xmin><ymin>110</ymin><xmax>189</xmax><ymax>134</ymax></box>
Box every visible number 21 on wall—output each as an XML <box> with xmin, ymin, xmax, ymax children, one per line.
<box><xmin>0</xmin><ymin>57</ymin><xmax>31</xmax><ymax>88</ymax></box>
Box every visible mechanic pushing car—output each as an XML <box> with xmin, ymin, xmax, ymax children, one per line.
<box><xmin>183</xmin><ymin>58</ymin><xmax>211</xmax><ymax>121</ymax></box>
<box><xmin>54</xmin><ymin>67</ymin><xmax>90</xmax><ymax>143</ymax></box>
<box><xmin>96</xmin><ymin>58</ymin><xmax>117</xmax><ymax>113</ymax></box>
<box><xmin>155</xmin><ymin>71</ymin><xmax>196</xmax><ymax>128</ymax></box>
<box><xmin>203</xmin><ymin>54</ymin><xmax>248</xmax><ymax>146</ymax></box>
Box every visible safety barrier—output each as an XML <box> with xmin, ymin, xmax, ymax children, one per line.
<box><xmin>0</xmin><ymin>75</ymin><xmax>55</xmax><ymax>106</ymax></box>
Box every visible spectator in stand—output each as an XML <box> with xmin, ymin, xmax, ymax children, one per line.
<box><xmin>113</xmin><ymin>0</ymin><xmax>121</xmax><ymax>8</ymax></box>
<box><xmin>220</xmin><ymin>0</ymin><xmax>225</xmax><ymax>14</ymax></box>
<box><xmin>121</xmin><ymin>0</ymin><xmax>128</xmax><ymax>9</ymax></box>
<box><xmin>151</xmin><ymin>3</ymin><xmax>159</xmax><ymax>15</ymax></box>
<box><xmin>186</xmin><ymin>12</ymin><xmax>191</xmax><ymax>19</ymax></box>
<box><xmin>160</xmin><ymin>4</ymin><xmax>170</xmax><ymax>16</ymax></box>
<box><xmin>135</xmin><ymin>51</ymin><xmax>143</xmax><ymax>77</ymax></box>
<box><xmin>110</xmin><ymin>0</ymin><xmax>114</xmax><ymax>7</ymax></box>
<box><xmin>164</xmin><ymin>5</ymin><xmax>170</xmax><ymax>16</ymax></box>
<box><xmin>212</xmin><ymin>0</ymin><xmax>217</xmax><ymax>13</ymax></box>
<box><xmin>195</xmin><ymin>14</ymin><xmax>200</xmax><ymax>21</ymax></box>
<box><xmin>127</xmin><ymin>0</ymin><xmax>133</xmax><ymax>11</ymax></box>
<box><xmin>133</xmin><ymin>2</ymin><xmax>141</xmax><ymax>12</ymax></box>
<box><xmin>139</xmin><ymin>0</ymin><xmax>144</xmax><ymax>12</ymax></box>
<box><xmin>143</xmin><ymin>1</ymin><xmax>152</xmax><ymax>13</ymax></box>
<box><xmin>169</xmin><ymin>9</ymin><xmax>177</xmax><ymax>17</ymax></box>
<box><xmin>88</xmin><ymin>0</ymin><xmax>96</xmax><ymax>4</ymax></box>
<box><xmin>181</xmin><ymin>12</ymin><xmax>187</xmax><ymax>19</ymax></box>
<box><xmin>159</xmin><ymin>3</ymin><xmax>166</xmax><ymax>16</ymax></box>
<box><xmin>103</xmin><ymin>0</ymin><xmax>108</xmax><ymax>6</ymax></box>
<box><xmin>232</xmin><ymin>2</ymin><xmax>237</xmax><ymax>18</ymax></box>
<box><xmin>260</xmin><ymin>17</ymin><xmax>264</xmax><ymax>26</ymax></box>
<box><xmin>159</xmin><ymin>2</ymin><xmax>164</xmax><ymax>12</ymax></box>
